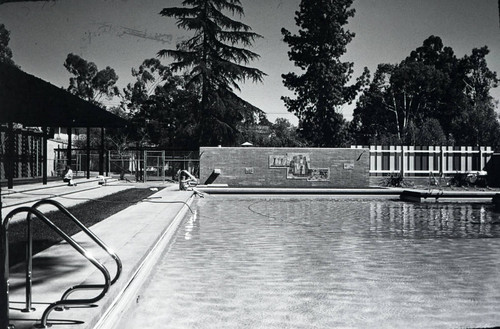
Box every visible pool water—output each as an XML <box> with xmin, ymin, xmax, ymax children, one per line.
<box><xmin>116</xmin><ymin>196</ymin><xmax>500</xmax><ymax>329</ymax></box>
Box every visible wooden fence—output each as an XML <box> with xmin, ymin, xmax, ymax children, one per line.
<box><xmin>351</xmin><ymin>146</ymin><xmax>494</xmax><ymax>176</ymax></box>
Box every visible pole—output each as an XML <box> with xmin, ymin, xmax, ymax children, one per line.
<box><xmin>143</xmin><ymin>150</ymin><xmax>147</xmax><ymax>183</ymax></box>
<box><xmin>66</xmin><ymin>127</ymin><xmax>72</xmax><ymax>167</ymax></box>
<box><xmin>162</xmin><ymin>150</ymin><xmax>165</xmax><ymax>183</ymax></box>
<box><xmin>86</xmin><ymin>127</ymin><xmax>91</xmax><ymax>179</ymax></box>
<box><xmin>7</xmin><ymin>122</ymin><xmax>14</xmax><ymax>189</ymax></box>
<box><xmin>106</xmin><ymin>150</ymin><xmax>110</xmax><ymax>177</ymax></box>
<box><xmin>135</xmin><ymin>142</ymin><xmax>139</xmax><ymax>182</ymax></box>
<box><xmin>440</xmin><ymin>146</ymin><xmax>444</xmax><ymax>177</ymax></box>
<box><xmin>399</xmin><ymin>145</ymin><xmax>404</xmax><ymax>178</ymax></box>
<box><xmin>42</xmin><ymin>127</ymin><xmax>48</xmax><ymax>185</ymax></box>
<box><xmin>22</xmin><ymin>216</ymin><xmax>34</xmax><ymax>313</ymax></box>
<box><xmin>1</xmin><ymin>204</ymin><xmax>13</xmax><ymax>328</ymax></box>
<box><xmin>99</xmin><ymin>128</ymin><xmax>104</xmax><ymax>175</ymax></box>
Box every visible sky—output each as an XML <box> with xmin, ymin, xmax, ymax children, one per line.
<box><xmin>0</xmin><ymin>0</ymin><xmax>499</xmax><ymax>125</ymax></box>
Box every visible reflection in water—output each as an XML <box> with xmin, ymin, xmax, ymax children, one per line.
<box><xmin>368</xmin><ymin>202</ymin><xmax>500</xmax><ymax>239</ymax></box>
<box><xmin>118</xmin><ymin>197</ymin><xmax>500</xmax><ymax>329</ymax></box>
<box><xmin>184</xmin><ymin>211</ymin><xmax>199</xmax><ymax>240</ymax></box>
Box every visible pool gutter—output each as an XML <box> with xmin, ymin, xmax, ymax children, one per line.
<box><xmin>196</xmin><ymin>186</ymin><xmax>500</xmax><ymax>204</ymax></box>
<box><xmin>196</xmin><ymin>186</ymin><xmax>404</xmax><ymax>195</ymax></box>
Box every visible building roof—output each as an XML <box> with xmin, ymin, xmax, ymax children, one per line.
<box><xmin>0</xmin><ymin>62</ymin><xmax>129</xmax><ymax>128</ymax></box>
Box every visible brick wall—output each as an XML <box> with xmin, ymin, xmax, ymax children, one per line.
<box><xmin>200</xmin><ymin>147</ymin><xmax>370</xmax><ymax>188</ymax></box>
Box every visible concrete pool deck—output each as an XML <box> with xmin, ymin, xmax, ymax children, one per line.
<box><xmin>1</xmin><ymin>176</ymin><xmax>127</xmax><ymax>217</ymax></box>
<box><xmin>3</xmin><ymin>181</ymin><xmax>195</xmax><ymax>329</ymax></box>
<box><xmin>4</xmin><ymin>184</ymin><xmax>500</xmax><ymax>329</ymax></box>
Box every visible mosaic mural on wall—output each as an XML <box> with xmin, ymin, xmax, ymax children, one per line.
<box><xmin>308</xmin><ymin>168</ymin><xmax>330</xmax><ymax>181</ymax></box>
<box><xmin>269</xmin><ymin>153</ymin><xmax>330</xmax><ymax>181</ymax></box>
<box><xmin>286</xmin><ymin>153</ymin><xmax>311</xmax><ymax>179</ymax></box>
<box><xmin>269</xmin><ymin>154</ymin><xmax>289</xmax><ymax>168</ymax></box>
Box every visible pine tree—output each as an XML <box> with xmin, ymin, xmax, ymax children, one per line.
<box><xmin>158</xmin><ymin>0</ymin><xmax>265</xmax><ymax>146</ymax></box>
<box><xmin>281</xmin><ymin>0</ymin><xmax>367</xmax><ymax>147</ymax></box>
<box><xmin>0</xmin><ymin>24</ymin><xmax>16</xmax><ymax>66</ymax></box>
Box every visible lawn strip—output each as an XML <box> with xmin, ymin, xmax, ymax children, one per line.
<box><xmin>8</xmin><ymin>188</ymin><xmax>162</xmax><ymax>266</ymax></box>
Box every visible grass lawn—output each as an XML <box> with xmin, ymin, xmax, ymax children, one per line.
<box><xmin>7</xmin><ymin>188</ymin><xmax>162</xmax><ymax>266</ymax></box>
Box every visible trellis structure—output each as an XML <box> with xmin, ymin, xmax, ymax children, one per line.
<box><xmin>0</xmin><ymin>127</ymin><xmax>45</xmax><ymax>182</ymax></box>
<box><xmin>0</xmin><ymin>62</ymin><xmax>130</xmax><ymax>188</ymax></box>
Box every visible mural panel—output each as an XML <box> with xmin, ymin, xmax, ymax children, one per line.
<box><xmin>269</xmin><ymin>155</ymin><xmax>288</xmax><ymax>168</ymax></box>
<box><xmin>269</xmin><ymin>153</ymin><xmax>331</xmax><ymax>182</ymax></box>
<box><xmin>286</xmin><ymin>153</ymin><xmax>311</xmax><ymax>179</ymax></box>
<box><xmin>307</xmin><ymin>168</ymin><xmax>330</xmax><ymax>181</ymax></box>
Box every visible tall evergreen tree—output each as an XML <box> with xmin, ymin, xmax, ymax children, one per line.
<box><xmin>158</xmin><ymin>0</ymin><xmax>266</xmax><ymax>146</ymax></box>
<box><xmin>281</xmin><ymin>0</ymin><xmax>368</xmax><ymax>147</ymax></box>
<box><xmin>0</xmin><ymin>24</ymin><xmax>16</xmax><ymax>66</ymax></box>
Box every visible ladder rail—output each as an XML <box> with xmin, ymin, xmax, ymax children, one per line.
<box><xmin>3</xmin><ymin>206</ymin><xmax>111</xmax><ymax>328</ymax></box>
<box><xmin>31</xmin><ymin>199</ymin><xmax>122</xmax><ymax>285</ymax></box>
<box><xmin>30</xmin><ymin>199</ymin><xmax>122</xmax><ymax>309</ymax></box>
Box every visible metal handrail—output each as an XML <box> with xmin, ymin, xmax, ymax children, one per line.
<box><xmin>30</xmin><ymin>199</ymin><xmax>122</xmax><ymax>304</ymax></box>
<box><xmin>3</xmin><ymin>206</ymin><xmax>111</xmax><ymax>329</ymax></box>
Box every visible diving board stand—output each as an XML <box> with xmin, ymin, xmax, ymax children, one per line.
<box><xmin>204</xmin><ymin>169</ymin><xmax>221</xmax><ymax>185</ymax></box>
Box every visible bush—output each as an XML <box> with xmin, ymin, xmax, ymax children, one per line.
<box><xmin>448</xmin><ymin>173</ymin><xmax>469</xmax><ymax>187</ymax></box>
<box><xmin>380</xmin><ymin>173</ymin><xmax>412</xmax><ymax>187</ymax></box>
<box><xmin>448</xmin><ymin>172</ymin><xmax>488</xmax><ymax>188</ymax></box>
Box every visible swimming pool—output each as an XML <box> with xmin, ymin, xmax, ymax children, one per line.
<box><xmin>113</xmin><ymin>196</ymin><xmax>500</xmax><ymax>329</ymax></box>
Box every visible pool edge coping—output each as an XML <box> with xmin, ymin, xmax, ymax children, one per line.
<box><xmin>196</xmin><ymin>187</ymin><xmax>500</xmax><ymax>204</ymax></box>
<box><xmin>92</xmin><ymin>191</ymin><xmax>197</xmax><ymax>329</ymax></box>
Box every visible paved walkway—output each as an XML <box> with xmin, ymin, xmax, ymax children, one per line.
<box><xmin>2</xmin><ymin>177</ymin><xmax>124</xmax><ymax>218</ymax></box>
<box><xmin>3</xmin><ymin>181</ymin><xmax>195</xmax><ymax>329</ymax></box>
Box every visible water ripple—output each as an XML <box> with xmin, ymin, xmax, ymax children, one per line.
<box><xmin>119</xmin><ymin>197</ymin><xmax>500</xmax><ymax>329</ymax></box>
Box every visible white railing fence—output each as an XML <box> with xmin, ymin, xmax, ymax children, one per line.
<box><xmin>351</xmin><ymin>145</ymin><xmax>494</xmax><ymax>176</ymax></box>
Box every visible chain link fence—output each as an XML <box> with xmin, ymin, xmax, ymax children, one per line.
<box><xmin>53</xmin><ymin>148</ymin><xmax>199</xmax><ymax>182</ymax></box>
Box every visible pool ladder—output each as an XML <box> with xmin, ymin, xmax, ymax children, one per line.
<box><xmin>1</xmin><ymin>200</ymin><xmax>122</xmax><ymax>328</ymax></box>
